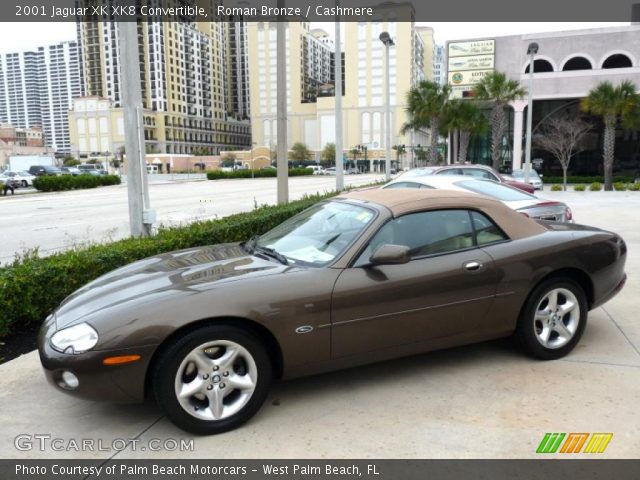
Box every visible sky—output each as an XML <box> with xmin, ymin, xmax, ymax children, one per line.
<box><xmin>0</xmin><ymin>21</ymin><xmax>630</xmax><ymax>53</ymax></box>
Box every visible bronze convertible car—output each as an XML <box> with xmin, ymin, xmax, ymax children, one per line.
<box><xmin>39</xmin><ymin>189</ymin><xmax>627</xmax><ymax>434</ymax></box>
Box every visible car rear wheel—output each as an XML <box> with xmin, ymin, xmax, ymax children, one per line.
<box><xmin>153</xmin><ymin>325</ymin><xmax>272</xmax><ymax>434</ymax></box>
<box><xmin>516</xmin><ymin>278</ymin><xmax>587</xmax><ymax>360</ymax></box>
<box><xmin>21</xmin><ymin>180</ymin><xmax>28</xmax><ymax>187</ymax></box>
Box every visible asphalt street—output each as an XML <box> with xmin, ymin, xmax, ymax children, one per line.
<box><xmin>0</xmin><ymin>173</ymin><xmax>384</xmax><ymax>265</ymax></box>
<box><xmin>0</xmin><ymin>187</ymin><xmax>638</xmax><ymax>458</ymax></box>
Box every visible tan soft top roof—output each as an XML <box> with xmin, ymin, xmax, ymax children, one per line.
<box><xmin>337</xmin><ymin>188</ymin><xmax>546</xmax><ymax>240</ymax></box>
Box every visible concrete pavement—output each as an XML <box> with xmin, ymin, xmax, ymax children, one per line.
<box><xmin>0</xmin><ymin>190</ymin><xmax>639</xmax><ymax>459</ymax></box>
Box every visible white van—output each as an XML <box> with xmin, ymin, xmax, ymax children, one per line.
<box><xmin>307</xmin><ymin>165</ymin><xmax>325</xmax><ymax>175</ymax></box>
<box><xmin>146</xmin><ymin>165</ymin><xmax>158</xmax><ymax>174</ymax></box>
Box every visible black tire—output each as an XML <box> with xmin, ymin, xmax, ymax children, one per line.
<box><xmin>22</xmin><ymin>180</ymin><xmax>28</xmax><ymax>187</ymax></box>
<box><xmin>153</xmin><ymin>324</ymin><xmax>272</xmax><ymax>435</ymax></box>
<box><xmin>516</xmin><ymin>277</ymin><xmax>588</xmax><ymax>360</ymax></box>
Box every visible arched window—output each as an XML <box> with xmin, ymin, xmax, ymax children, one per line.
<box><xmin>524</xmin><ymin>59</ymin><xmax>554</xmax><ymax>73</ymax></box>
<box><xmin>602</xmin><ymin>54</ymin><xmax>632</xmax><ymax>69</ymax></box>
<box><xmin>562</xmin><ymin>57</ymin><xmax>592</xmax><ymax>71</ymax></box>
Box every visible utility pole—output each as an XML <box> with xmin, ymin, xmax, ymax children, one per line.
<box><xmin>276</xmin><ymin>9</ymin><xmax>288</xmax><ymax>204</ymax></box>
<box><xmin>524</xmin><ymin>42</ymin><xmax>539</xmax><ymax>184</ymax></box>
<box><xmin>334</xmin><ymin>14</ymin><xmax>344</xmax><ymax>191</ymax></box>
<box><xmin>380</xmin><ymin>32</ymin><xmax>394</xmax><ymax>181</ymax></box>
<box><xmin>119</xmin><ymin>21</ymin><xmax>152</xmax><ymax>237</ymax></box>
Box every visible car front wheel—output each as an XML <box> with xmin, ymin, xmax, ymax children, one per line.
<box><xmin>153</xmin><ymin>325</ymin><xmax>272</xmax><ymax>434</ymax></box>
<box><xmin>516</xmin><ymin>277</ymin><xmax>587</xmax><ymax>360</ymax></box>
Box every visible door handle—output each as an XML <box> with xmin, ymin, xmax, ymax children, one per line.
<box><xmin>464</xmin><ymin>261</ymin><xmax>482</xmax><ymax>271</ymax></box>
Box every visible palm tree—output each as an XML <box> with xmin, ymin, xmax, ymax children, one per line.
<box><xmin>581</xmin><ymin>80</ymin><xmax>639</xmax><ymax>191</ymax></box>
<box><xmin>444</xmin><ymin>100</ymin><xmax>488</xmax><ymax>163</ymax></box>
<box><xmin>402</xmin><ymin>81</ymin><xmax>451</xmax><ymax>165</ymax></box>
<box><xmin>473</xmin><ymin>72</ymin><xmax>526</xmax><ymax>171</ymax></box>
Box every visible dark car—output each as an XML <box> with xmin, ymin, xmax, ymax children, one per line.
<box><xmin>28</xmin><ymin>165</ymin><xmax>63</xmax><ymax>176</ymax></box>
<box><xmin>39</xmin><ymin>189</ymin><xmax>626</xmax><ymax>434</ymax></box>
<box><xmin>399</xmin><ymin>164</ymin><xmax>536</xmax><ymax>194</ymax></box>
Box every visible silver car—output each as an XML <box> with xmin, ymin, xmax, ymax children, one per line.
<box><xmin>509</xmin><ymin>169</ymin><xmax>544</xmax><ymax>190</ymax></box>
<box><xmin>383</xmin><ymin>175</ymin><xmax>573</xmax><ymax>222</ymax></box>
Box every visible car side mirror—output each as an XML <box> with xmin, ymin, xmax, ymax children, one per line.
<box><xmin>369</xmin><ymin>244</ymin><xmax>410</xmax><ymax>265</ymax></box>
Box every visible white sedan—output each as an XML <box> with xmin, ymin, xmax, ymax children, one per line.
<box><xmin>383</xmin><ymin>174</ymin><xmax>573</xmax><ymax>222</ymax></box>
<box><xmin>0</xmin><ymin>170</ymin><xmax>36</xmax><ymax>187</ymax></box>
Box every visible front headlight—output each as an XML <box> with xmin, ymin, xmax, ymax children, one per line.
<box><xmin>50</xmin><ymin>323</ymin><xmax>99</xmax><ymax>354</ymax></box>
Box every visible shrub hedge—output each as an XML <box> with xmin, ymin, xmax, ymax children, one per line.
<box><xmin>550</xmin><ymin>184</ymin><xmax>563</xmax><ymax>191</ymax></box>
<box><xmin>0</xmin><ymin>192</ymin><xmax>335</xmax><ymax>338</ymax></box>
<box><xmin>574</xmin><ymin>184</ymin><xmax>586</xmax><ymax>191</ymax></box>
<box><xmin>206</xmin><ymin>168</ymin><xmax>312</xmax><ymax>180</ymax></box>
<box><xmin>32</xmin><ymin>174</ymin><xmax>121</xmax><ymax>192</ymax></box>
<box><xmin>628</xmin><ymin>183</ymin><xmax>640</xmax><ymax>191</ymax></box>
<box><xmin>589</xmin><ymin>182</ymin><xmax>602</xmax><ymax>191</ymax></box>
<box><xmin>543</xmin><ymin>176</ymin><xmax>634</xmax><ymax>185</ymax></box>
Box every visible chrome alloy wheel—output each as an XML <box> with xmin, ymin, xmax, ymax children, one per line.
<box><xmin>533</xmin><ymin>288</ymin><xmax>580</xmax><ymax>349</ymax></box>
<box><xmin>174</xmin><ymin>340</ymin><xmax>258</xmax><ymax>421</ymax></box>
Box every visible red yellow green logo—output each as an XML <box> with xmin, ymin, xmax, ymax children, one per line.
<box><xmin>536</xmin><ymin>433</ymin><xmax>613</xmax><ymax>454</ymax></box>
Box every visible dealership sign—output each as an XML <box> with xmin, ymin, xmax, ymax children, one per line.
<box><xmin>448</xmin><ymin>40</ymin><xmax>495</xmax><ymax>58</ymax></box>
<box><xmin>448</xmin><ymin>69</ymin><xmax>493</xmax><ymax>86</ymax></box>
<box><xmin>447</xmin><ymin>39</ymin><xmax>495</xmax><ymax>99</ymax></box>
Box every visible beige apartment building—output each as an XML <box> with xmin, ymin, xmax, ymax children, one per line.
<box><xmin>76</xmin><ymin>14</ymin><xmax>250</xmax><ymax>156</ymax></box>
<box><xmin>247</xmin><ymin>11</ymin><xmax>434</xmax><ymax>170</ymax></box>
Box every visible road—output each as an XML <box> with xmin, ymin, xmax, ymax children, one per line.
<box><xmin>0</xmin><ymin>173</ymin><xmax>384</xmax><ymax>265</ymax></box>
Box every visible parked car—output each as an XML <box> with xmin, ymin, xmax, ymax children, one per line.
<box><xmin>78</xmin><ymin>164</ymin><xmax>107</xmax><ymax>175</ymax></box>
<box><xmin>306</xmin><ymin>165</ymin><xmax>325</xmax><ymax>175</ymax></box>
<box><xmin>383</xmin><ymin>175</ymin><xmax>572</xmax><ymax>222</ymax></box>
<box><xmin>398</xmin><ymin>164</ymin><xmax>536</xmax><ymax>194</ymax></box>
<box><xmin>61</xmin><ymin>166</ymin><xmax>82</xmax><ymax>176</ymax></box>
<box><xmin>324</xmin><ymin>167</ymin><xmax>336</xmax><ymax>175</ymax></box>
<box><xmin>39</xmin><ymin>189</ymin><xmax>625</xmax><ymax>434</ymax></box>
<box><xmin>0</xmin><ymin>170</ymin><xmax>35</xmax><ymax>187</ymax></box>
<box><xmin>28</xmin><ymin>165</ymin><xmax>64</xmax><ymax>176</ymax></box>
<box><xmin>508</xmin><ymin>169</ymin><xmax>544</xmax><ymax>190</ymax></box>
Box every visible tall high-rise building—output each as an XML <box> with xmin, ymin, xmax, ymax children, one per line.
<box><xmin>0</xmin><ymin>51</ymin><xmax>41</xmax><ymax>130</ymax></box>
<box><xmin>433</xmin><ymin>44</ymin><xmax>446</xmax><ymax>85</ymax></box>
<box><xmin>0</xmin><ymin>41</ymin><xmax>83</xmax><ymax>153</ymax></box>
<box><xmin>247</xmin><ymin>11</ymin><xmax>433</xmax><ymax>170</ymax></box>
<box><xmin>37</xmin><ymin>42</ymin><xmax>84</xmax><ymax>152</ymax></box>
<box><xmin>77</xmin><ymin>15</ymin><xmax>251</xmax><ymax>155</ymax></box>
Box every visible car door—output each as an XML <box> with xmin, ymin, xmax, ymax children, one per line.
<box><xmin>330</xmin><ymin>209</ymin><xmax>499</xmax><ymax>358</ymax></box>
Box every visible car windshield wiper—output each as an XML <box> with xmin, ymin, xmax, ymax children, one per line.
<box><xmin>242</xmin><ymin>235</ymin><xmax>259</xmax><ymax>254</ymax></box>
<box><xmin>254</xmin><ymin>245</ymin><xmax>289</xmax><ymax>265</ymax></box>
<box><xmin>242</xmin><ymin>234</ymin><xmax>289</xmax><ymax>265</ymax></box>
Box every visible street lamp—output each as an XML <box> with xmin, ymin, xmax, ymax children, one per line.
<box><xmin>379</xmin><ymin>31</ymin><xmax>395</xmax><ymax>181</ymax></box>
<box><xmin>524</xmin><ymin>41</ymin><xmax>538</xmax><ymax>184</ymax></box>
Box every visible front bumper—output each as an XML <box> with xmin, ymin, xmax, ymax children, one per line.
<box><xmin>38</xmin><ymin>316</ymin><xmax>156</xmax><ymax>404</ymax></box>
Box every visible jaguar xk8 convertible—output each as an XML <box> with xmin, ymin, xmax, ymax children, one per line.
<box><xmin>39</xmin><ymin>189</ymin><xmax>627</xmax><ymax>434</ymax></box>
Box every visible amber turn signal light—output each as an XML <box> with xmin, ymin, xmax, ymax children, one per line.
<box><xmin>102</xmin><ymin>355</ymin><xmax>141</xmax><ymax>365</ymax></box>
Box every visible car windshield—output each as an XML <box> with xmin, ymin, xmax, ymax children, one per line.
<box><xmin>455</xmin><ymin>180</ymin><xmax>537</xmax><ymax>201</ymax></box>
<box><xmin>511</xmin><ymin>170</ymin><xmax>540</xmax><ymax>179</ymax></box>
<box><xmin>401</xmin><ymin>167</ymin><xmax>437</xmax><ymax>178</ymax></box>
<box><xmin>255</xmin><ymin>201</ymin><xmax>375</xmax><ymax>267</ymax></box>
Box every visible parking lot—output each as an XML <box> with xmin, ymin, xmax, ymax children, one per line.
<box><xmin>0</xmin><ymin>187</ymin><xmax>639</xmax><ymax>459</ymax></box>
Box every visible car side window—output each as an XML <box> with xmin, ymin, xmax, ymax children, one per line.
<box><xmin>438</xmin><ymin>168</ymin><xmax>462</xmax><ymax>176</ymax></box>
<box><xmin>471</xmin><ymin>211</ymin><xmax>509</xmax><ymax>245</ymax></box>
<box><xmin>463</xmin><ymin>168</ymin><xmax>494</xmax><ymax>180</ymax></box>
<box><xmin>354</xmin><ymin>210</ymin><xmax>475</xmax><ymax>266</ymax></box>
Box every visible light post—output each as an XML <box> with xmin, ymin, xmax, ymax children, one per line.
<box><xmin>379</xmin><ymin>32</ymin><xmax>395</xmax><ymax>181</ymax></box>
<box><xmin>524</xmin><ymin>42</ymin><xmax>538</xmax><ymax>185</ymax></box>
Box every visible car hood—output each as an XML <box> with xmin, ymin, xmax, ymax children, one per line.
<box><xmin>54</xmin><ymin>243</ymin><xmax>285</xmax><ymax>329</ymax></box>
